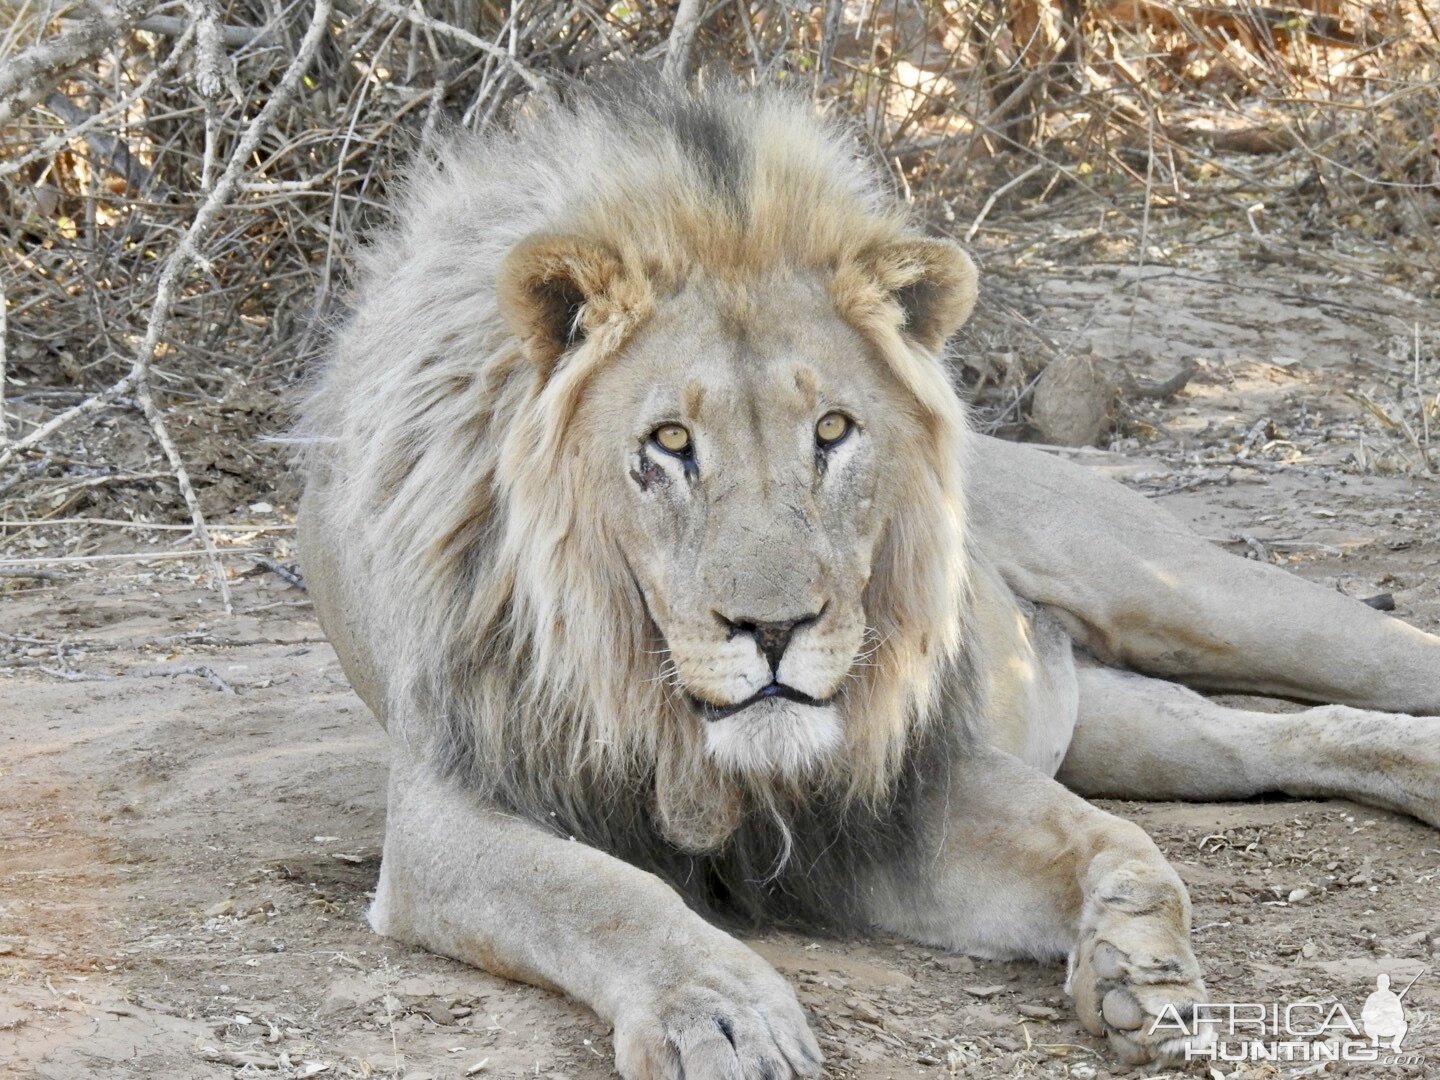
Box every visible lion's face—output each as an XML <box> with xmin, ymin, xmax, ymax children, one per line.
<box><xmin>495</xmin><ymin>222</ymin><xmax>973</xmax><ymax>810</ymax></box>
<box><xmin>580</xmin><ymin>275</ymin><xmax>932</xmax><ymax>777</ymax></box>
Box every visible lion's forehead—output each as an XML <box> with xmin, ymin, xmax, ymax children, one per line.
<box><xmin>609</xmin><ymin>279</ymin><xmax>885</xmax><ymax>427</ymax></box>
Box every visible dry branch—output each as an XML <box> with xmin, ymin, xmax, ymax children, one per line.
<box><xmin>42</xmin><ymin>91</ymin><xmax>166</xmax><ymax>191</ymax></box>
<box><xmin>663</xmin><ymin>0</ymin><xmax>707</xmax><ymax>84</ymax></box>
<box><xmin>0</xmin><ymin>279</ymin><xmax>7</xmax><ymax>451</ymax></box>
<box><xmin>1</xmin><ymin>0</ymin><xmax>334</xmax><ymax>612</ymax></box>
<box><xmin>135</xmin><ymin>13</ymin><xmax>266</xmax><ymax>48</ymax></box>
<box><xmin>372</xmin><ymin>1</ymin><xmax>549</xmax><ymax>95</ymax></box>
<box><xmin>0</xmin><ymin>1</ymin><xmax>150</xmax><ymax>126</ymax></box>
<box><xmin>1092</xmin><ymin>0</ymin><xmax>1367</xmax><ymax>47</ymax></box>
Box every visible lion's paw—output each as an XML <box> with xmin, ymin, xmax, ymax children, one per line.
<box><xmin>1068</xmin><ymin>859</ymin><xmax>1212</xmax><ymax>1065</ymax></box>
<box><xmin>613</xmin><ymin>948</ymin><xmax>822</xmax><ymax>1080</ymax></box>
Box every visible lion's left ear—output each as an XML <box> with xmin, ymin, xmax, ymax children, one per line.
<box><xmin>497</xmin><ymin>233</ymin><xmax>645</xmax><ymax>375</ymax></box>
<box><xmin>850</xmin><ymin>238</ymin><xmax>979</xmax><ymax>352</ymax></box>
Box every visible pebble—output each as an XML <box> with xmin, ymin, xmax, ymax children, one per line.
<box><xmin>846</xmin><ymin>998</ymin><xmax>884</xmax><ymax>1025</ymax></box>
<box><xmin>1017</xmin><ymin>1003</ymin><xmax>1061</xmax><ymax>1021</ymax></box>
<box><xmin>963</xmin><ymin>984</ymin><xmax>1008</xmax><ymax>999</ymax></box>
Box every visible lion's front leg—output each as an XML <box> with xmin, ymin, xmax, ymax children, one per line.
<box><xmin>374</xmin><ymin>752</ymin><xmax>821</xmax><ymax>1080</ymax></box>
<box><xmin>871</xmin><ymin>747</ymin><xmax>1207</xmax><ymax>1064</ymax></box>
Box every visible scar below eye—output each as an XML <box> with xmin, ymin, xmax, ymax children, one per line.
<box><xmin>630</xmin><ymin>456</ymin><xmax>666</xmax><ymax>491</ymax></box>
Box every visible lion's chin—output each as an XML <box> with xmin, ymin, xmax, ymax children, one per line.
<box><xmin>702</xmin><ymin>698</ymin><xmax>844</xmax><ymax>779</ymax></box>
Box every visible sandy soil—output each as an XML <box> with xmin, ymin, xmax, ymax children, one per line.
<box><xmin>3</xmin><ymin>265</ymin><xmax>1439</xmax><ymax>1080</ymax></box>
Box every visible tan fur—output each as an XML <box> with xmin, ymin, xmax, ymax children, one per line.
<box><xmin>300</xmin><ymin>83</ymin><xmax>972</xmax><ymax>850</ymax></box>
<box><xmin>299</xmin><ymin>81</ymin><xmax>1440</xmax><ymax>1079</ymax></box>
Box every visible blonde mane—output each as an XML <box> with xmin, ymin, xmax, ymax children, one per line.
<box><xmin>302</xmin><ymin>80</ymin><xmax>974</xmax><ymax>888</ymax></box>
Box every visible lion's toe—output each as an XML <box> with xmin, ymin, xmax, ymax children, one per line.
<box><xmin>1070</xmin><ymin>927</ymin><xmax>1209</xmax><ymax>1065</ymax></box>
<box><xmin>613</xmin><ymin>970</ymin><xmax>821</xmax><ymax>1080</ymax></box>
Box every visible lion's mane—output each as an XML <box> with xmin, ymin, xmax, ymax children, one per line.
<box><xmin>302</xmin><ymin>78</ymin><xmax>978</xmax><ymax>928</ymax></box>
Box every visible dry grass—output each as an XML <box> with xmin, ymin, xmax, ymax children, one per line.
<box><xmin>1</xmin><ymin>0</ymin><xmax>1437</xmax><ymax>598</ymax></box>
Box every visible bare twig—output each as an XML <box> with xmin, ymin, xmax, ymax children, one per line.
<box><xmin>663</xmin><ymin>0</ymin><xmax>706</xmax><ymax>84</ymax></box>
<box><xmin>31</xmin><ymin>662</ymin><xmax>238</xmax><ymax>692</ymax></box>
<box><xmin>0</xmin><ymin>383</ymin><xmax>138</xmax><ymax>468</ymax></box>
<box><xmin>43</xmin><ymin>91</ymin><xmax>165</xmax><ymax>193</ymax></box>
<box><xmin>0</xmin><ymin>518</ymin><xmax>292</xmax><ymax>531</ymax></box>
<box><xmin>144</xmin><ymin>663</ymin><xmax>236</xmax><ymax>693</ymax></box>
<box><xmin>0</xmin><ymin>278</ymin><xmax>7</xmax><ymax>450</ymax></box>
<box><xmin>249</xmin><ymin>555</ymin><xmax>306</xmax><ymax>590</ymax></box>
<box><xmin>0</xmin><ymin>0</ymin><xmax>149</xmax><ymax>126</ymax></box>
<box><xmin>372</xmin><ymin>1</ymin><xmax>548</xmax><ymax>95</ymax></box>
<box><xmin>129</xmin><ymin>1</ymin><xmax>333</xmax><ymax>612</ymax></box>
<box><xmin>135</xmin><ymin>14</ymin><xmax>265</xmax><ymax>48</ymax></box>
<box><xmin>965</xmin><ymin>163</ymin><xmax>1042</xmax><ymax>242</ymax></box>
<box><xmin>1127</xmin><ymin>362</ymin><xmax>1198</xmax><ymax>401</ymax></box>
<box><xmin>0</xmin><ymin>548</ymin><xmax>260</xmax><ymax>566</ymax></box>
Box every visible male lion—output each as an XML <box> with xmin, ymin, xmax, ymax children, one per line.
<box><xmin>298</xmin><ymin>80</ymin><xmax>1440</xmax><ymax>1078</ymax></box>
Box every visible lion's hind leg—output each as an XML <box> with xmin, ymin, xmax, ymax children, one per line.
<box><xmin>1060</xmin><ymin>664</ymin><xmax>1440</xmax><ymax>827</ymax></box>
<box><xmin>970</xmin><ymin>436</ymin><xmax>1440</xmax><ymax>715</ymax></box>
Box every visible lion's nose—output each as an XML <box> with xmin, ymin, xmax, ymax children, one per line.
<box><xmin>717</xmin><ymin>610</ymin><xmax>823</xmax><ymax>676</ymax></box>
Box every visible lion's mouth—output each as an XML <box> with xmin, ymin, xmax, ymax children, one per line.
<box><xmin>690</xmin><ymin>682</ymin><xmax>834</xmax><ymax>722</ymax></box>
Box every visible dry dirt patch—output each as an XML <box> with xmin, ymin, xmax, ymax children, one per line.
<box><xmin>3</xmin><ymin>504</ymin><xmax>1437</xmax><ymax>1080</ymax></box>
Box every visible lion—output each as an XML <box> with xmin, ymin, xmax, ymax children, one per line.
<box><xmin>297</xmin><ymin>79</ymin><xmax>1440</xmax><ymax>1078</ymax></box>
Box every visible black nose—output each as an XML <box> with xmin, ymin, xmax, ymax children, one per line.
<box><xmin>718</xmin><ymin>611</ymin><xmax>823</xmax><ymax>675</ymax></box>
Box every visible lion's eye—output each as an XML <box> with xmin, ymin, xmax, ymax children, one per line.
<box><xmin>815</xmin><ymin>412</ymin><xmax>852</xmax><ymax>447</ymax></box>
<box><xmin>652</xmin><ymin>424</ymin><xmax>693</xmax><ymax>455</ymax></box>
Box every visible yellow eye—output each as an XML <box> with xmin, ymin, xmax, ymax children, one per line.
<box><xmin>653</xmin><ymin>424</ymin><xmax>692</xmax><ymax>454</ymax></box>
<box><xmin>816</xmin><ymin>412</ymin><xmax>851</xmax><ymax>446</ymax></box>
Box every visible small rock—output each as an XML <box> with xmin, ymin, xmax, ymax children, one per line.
<box><xmin>964</xmin><ymin>984</ymin><xmax>1008</xmax><ymax>999</ymax></box>
<box><xmin>846</xmin><ymin>997</ymin><xmax>884</xmax><ymax>1025</ymax></box>
<box><xmin>18</xmin><ymin>938</ymin><xmax>58</xmax><ymax>959</ymax></box>
<box><xmin>934</xmin><ymin>954</ymin><xmax>975</xmax><ymax>973</ymax></box>
<box><xmin>1030</xmin><ymin>353</ymin><xmax>1116</xmax><ymax>448</ymax></box>
<box><xmin>1287</xmin><ymin>887</ymin><xmax>1311</xmax><ymax>904</ymax></box>
<box><xmin>198</xmin><ymin>1047</ymin><xmax>279</xmax><ymax>1069</ymax></box>
<box><xmin>1017</xmin><ymin>1003</ymin><xmax>1062</xmax><ymax>1021</ymax></box>
<box><xmin>415</xmin><ymin>998</ymin><xmax>456</xmax><ymax>1025</ymax></box>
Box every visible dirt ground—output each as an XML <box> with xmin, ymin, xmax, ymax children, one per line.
<box><xmin>3</xmin><ymin>263</ymin><xmax>1439</xmax><ymax>1080</ymax></box>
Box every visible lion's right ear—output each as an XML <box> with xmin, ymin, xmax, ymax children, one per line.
<box><xmin>497</xmin><ymin>234</ymin><xmax>642</xmax><ymax>374</ymax></box>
